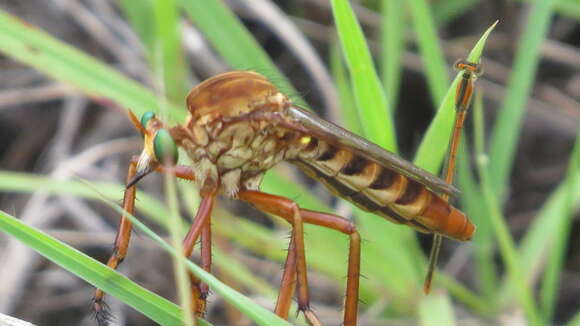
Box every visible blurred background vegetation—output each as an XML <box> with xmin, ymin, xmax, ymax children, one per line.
<box><xmin>0</xmin><ymin>0</ymin><xmax>578</xmax><ymax>325</ymax></box>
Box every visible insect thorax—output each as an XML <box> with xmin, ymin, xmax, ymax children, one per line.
<box><xmin>176</xmin><ymin>98</ymin><xmax>305</xmax><ymax>197</ymax></box>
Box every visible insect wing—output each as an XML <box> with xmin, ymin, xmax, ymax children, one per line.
<box><xmin>285</xmin><ymin>105</ymin><xmax>459</xmax><ymax>197</ymax></box>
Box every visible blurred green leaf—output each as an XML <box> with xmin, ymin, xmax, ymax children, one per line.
<box><xmin>119</xmin><ymin>0</ymin><xmax>154</xmax><ymax>52</ymax></box>
<box><xmin>151</xmin><ymin>0</ymin><xmax>189</xmax><ymax>103</ymax></box>
<box><xmin>414</xmin><ymin>22</ymin><xmax>497</xmax><ymax>173</ymax></box>
<box><xmin>540</xmin><ymin>129</ymin><xmax>580</xmax><ymax>322</ymax></box>
<box><xmin>381</xmin><ymin>0</ymin><xmax>406</xmax><ymax>110</ymax></box>
<box><xmin>92</xmin><ymin>190</ymin><xmax>293</xmax><ymax>326</ymax></box>
<box><xmin>474</xmin><ymin>86</ymin><xmax>542</xmax><ymax>326</ymax></box>
<box><xmin>0</xmin><ymin>10</ymin><xmax>182</xmax><ymax>122</ymax></box>
<box><xmin>0</xmin><ymin>210</ymin><xmax>210</xmax><ymax>326</ymax></box>
<box><xmin>488</xmin><ymin>0</ymin><xmax>556</xmax><ymax>197</ymax></box>
<box><xmin>419</xmin><ymin>293</ymin><xmax>456</xmax><ymax>326</ymax></box>
<box><xmin>433</xmin><ymin>0</ymin><xmax>479</xmax><ymax>24</ymax></box>
<box><xmin>408</xmin><ymin>0</ymin><xmax>448</xmax><ymax>106</ymax></box>
<box><xmin>179</xmin><ymin>0</ymin><xmax>303</xmax><ymax>106</ymax></box>
<box><xmin>330</xmin><ymin>40</ymin><xmax>363</xmax><ymax>135</ymax></box>
<box><xmin>330</xmin><ymin>0</ymin><xmax>397</xmax><ymax>151</ymax></box>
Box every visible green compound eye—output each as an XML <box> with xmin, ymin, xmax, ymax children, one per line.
<box><xmin>140</xmin><ymin>111</ymin><xmax>156</xmax><ymax>130</ymax></box>
<box><xmin>153</xmin><ymin>129</ymin><xmax>179</xmax><ymax>165</ymax></box>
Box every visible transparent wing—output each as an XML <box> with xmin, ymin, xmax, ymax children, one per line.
<box><xmin>285</xmin><ymin>105</ymin><xmax>459</xmax><ymax>197</ymax></box>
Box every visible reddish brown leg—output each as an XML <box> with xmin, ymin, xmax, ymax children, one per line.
<box><xmin>275</xmin><ymin>235</ymin><xmax>297</xmax><ymax>319</ymax></box>
<box><xmin>93</xmin><ymin>159</ymin><xmax>200</xmax><ymax>325</ymax></box>
<box><xmin>237</xmin><ymin>191</ymin><xmax>361</xmax><ymax>326</ymax></box>
<box><xmin>149</xmin><ymin>163</ymin><xmax>216</xmax><ymax>317</ymax></box>
<box><xmin>93</xmin><ymin>161</ymin><xmax>138</xmax><ymax>325</ymax></box>
<box><xmin>199</xmin><ymin>220</ymin><xmax>212</xmax><ymax>303</ymax></box>
<box><xmin>182</xmin><ymin>190</ymin><xmax>216</xmax><ymax>317</ymax></box>
<box><xmin>155</xmin><ymin>163</ymin><xmax>214</xmax><ymax>315</ymax></box>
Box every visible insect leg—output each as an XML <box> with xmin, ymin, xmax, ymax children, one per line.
<box><xmin>140</xmin><ymin>163</ymin><xmax>213</xmax><ymax>317</ymax></box>
<box><xmin>424</xmin><ymin>63</ymin><xmax>475</xmax><ymax>293</ymax></box>
<box><xmin>182</xmin><ymin>190</ymin><xmax>216</xmax><ymax>317</ymax></box>
<box><xmin>155</xmin><ymin>164</ymin><xmax>196</xmax><ymax>181</ymax></box>
<box><xmin>236</xmin><ymin>191</ymin><xmax>319</xmax><ymax>325</ymax></box>
<box><xmin>199</xmin><ymin>220</ymin><xmax>212</xmax><ymax>309</ymax></box>
<box><xmin>275</xmin><ymin>234</ymin><xmax>297</xmax><ymax>319</ymax></box>
<box><xmin>297</xmin><ymin>208</ymin><xmax>361</xmax><ymax>326</ymax></box>
<box><xmin>93</xmin><ymin>160</ymin><xmax>138</xmax><ymax>326</ymax></box>
<box><xmin>238</xmin><ymin>190</ymin><xmax>361</xmax><ymax>326</ymax></box>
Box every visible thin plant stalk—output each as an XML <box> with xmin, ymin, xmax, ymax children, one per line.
<box><xmin>165</xmin><ymin>168</ymin><xmax>196</xmax><ymax>326</ymax></box>
<box><xmin>473</xmin><ymin>94</ymin><xmax>543</xmax><ymax>326</ymax></box>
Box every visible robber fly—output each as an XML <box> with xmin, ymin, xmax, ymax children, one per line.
<box><xmin>93</xmin><ymin>71</ymin><xmax>475</xmax><ymax>326</ymax></box>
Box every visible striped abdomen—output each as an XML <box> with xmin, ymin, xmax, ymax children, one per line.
<box><xmin>293</xmin><ymin>137</ymin><xmax>475</xmax><ymax>241</ymax></box>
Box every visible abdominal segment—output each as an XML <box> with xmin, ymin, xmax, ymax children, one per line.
<box><xmin>294</xmin><ymin>138</ymin><xmax>475</xmax><ymax>241</ymax></box>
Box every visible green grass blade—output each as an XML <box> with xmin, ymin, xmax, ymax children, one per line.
<box><xmin>0</xmin><ymin>168</ymin><xmax>374</xmax><ymax>310</ymax></box>
<box><xmin>380</xmin><ymin>0</ymin><xmax>406</xmax><ymax>110</ymax></box>
<box><xmin>540</xmin><ymin>129</ymin><xmax>580</xmax><ymax>322</ymax></box>
<box><xmin>568</xmin><ymin>312</ymin><xmax>580</xmax><ymax>326</ymax></box>
<box><xmin>151</xmin><ymin>0</ymin><xmax>189</xmax><ymax>103</ymax></box>
<box><xmin>330</xmin><ymin>41</ymin><xmax>363</xmax><ymax>136</ymax></box>
<box><xmin>331</xmin><ymin>0</ymin><xmax>440</xmax><ymax>301</ymax></box>
<box><xmin>0</xmin><ymin>210</ymin><xmax>211</xmax><ymax>326</ymax></box>
<box><xmin>554</xmin><ymin>0</ymin><xmax>580</xmax><ymax>20</ymax></box>
<box><xmin>179</xmin><ymin>0</ymin><xmax>302</xmax><ymax>106</ymax></box>
<box><xmin>458</xmin><ymin>94</ymin><xmax>498</xmax><ymax>301</ymax></box>
<box><xmin>119</xmin><ymin>0</ymin><xmax>154</xmax><ymax>53</ymax></box>
<box><xmin>0</xmin><ymin>9</ymin><xmax>183</xmax><ymax>121</ymax></box>
<box><xmin>437</xmin><ymin>273</ymin><xmax>491</xmax><ymax>315</ymax></box>
<box><xmin>165</xmin><ymin>173</ymin><xmax>194</xmax><ymax>326</ymax></box>
<box><xmin>488</xmin><ymin>0</ymin><xmax>557</xmax><ymax>196</ymax></box>
<box><xmin>419</xmin><ymin>293</ymin><xmax>456</xmax><ymax>326</ymax></box>
<box><xmin>90</xmin><ymin>191</ymin><xmax>293</xmax><ymax>326</ymax></box>
<box><xmin>518</xmin><ymin>0</ymin><xmax>580</xmax><ymax>21</ymax></box>
<box><xmin>408</xmin><ymin>0</ymin><xmax>448</xmax><ymax>106</ymax></box>
<box><xmin>414</xmin><ymin>22</ymin><xmax>497</xmax><ymax>173</ymax></box>
<box><xmin>330</xmin><ymin>0</ymin><xmax>396</xmax><ymax>151</ymax></box>
<box><xmin>474</xmin><ymin>92</ymin><xmax>542</xmax><ymax>326</ymax></box>
<box><xmin>0</xmin><ymin>169</ymin><xmax>282</xmax><ymax>305</ymax></box>
<box><xmin>433</xmin><ymin>0</ymin><xmax>479</xmax><ymax>25</ymax></box>
<box><xmin>514</xmin><ymin>168</ymin><xmax>580</xmax><ymax>288</ymax></box>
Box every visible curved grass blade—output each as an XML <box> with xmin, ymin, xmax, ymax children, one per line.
<box><xmin>408</xmin><ymin>0</ymin><xmax>449</xmax><ymax>106</ymax></box>
<box><xmin>0</xmin><ymin>210</ymin><xmax>210</xmax><ymax>326</ymax></box>
<box><xmin>414</xmin><ymin>21</ymin><xmax>497</xmax><ymax>173</ymax></box>
<box><xmin>380</xmin><ymin>0</ymin><xmax>406</xmax><ymax>111</ymax></box>
<box><xmin>87</xmin><ymin>186</ymin><xmax>293</xmax><ymax>326</ymax></box>
<box><xmin>488</xmin><ymin>0</ymin><xmax>556</xmax><ymax>197</ymax></box>
<box><xmin>457</xmin><ymin>96</ymin><xmax>497</xmax><ymax>300</ymax></box>
<box><xmin>179</xmin><ymin>0</ymin><xmax>303</xmax><ymax>106</ymax></box>
<box><xmin>539</xmin><ymin>129</ymin><xmax>580</xmax><ymax>322</ymax></box>
<box><xmin>473</xmin><ymin>88</ymin><xmax>543</xmax><ymax>326</ymax></box>
<box><xmin>419</xmin><ymin>293</ymin><xmax>456</xmax><ymax>326</ymax></box>
<box><xmin>151</xmin><ymin>0</ymin><xmax>189</xmax><ymax>103</ymax></box>
<box><xmin>330</xmin><ymin>41</ymin><xmax>362</xmax><ymax>136</ymax></box>
<box><xmin>330</xmin><ymin>0</ymin><xmax>396</xmax><ymax>151</ymax></box>
<box><xmin>0</xmin><ymin>10</ymin><xmax>183</xmax><ymax>121</ymax></box>
<box><xmin>433</xmin><ymin>0</ymin><xmax>479</xmax><ymax>25</ymax></box>
<box><xmin>331</xmin><ymin>0</ymin><xmax>433</xmax><ymax>300</ymax></box>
